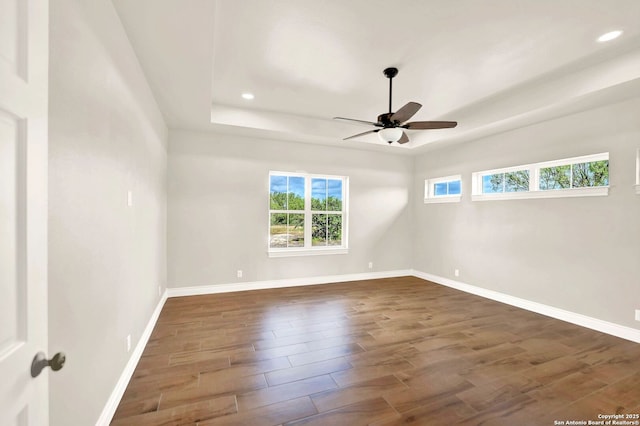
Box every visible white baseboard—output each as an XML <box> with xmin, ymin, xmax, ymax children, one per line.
<box><xmin>95</xmin><ymin>290</ymin><xmax>168</xmax><ymax>426</ymax></box>
<box><xmin>96</xmin><ymin>270</ymin><xmax>408</xmax><ymax>425</ymax></box>
<box><xmin>96</xmin><ymin>269</ymin><xmax>639</xmax><ymax>426</ymax></box>
<box><xmin>412</xmin><ymin>270</ymin><xmax>640</xmax><ymax>344</ymax></box>
<box><xmin>167</xmin><ymin>269</ymin><xmax>413</xmax><ymax>298</ymax></box>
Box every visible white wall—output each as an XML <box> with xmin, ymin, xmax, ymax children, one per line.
<box><xmin>44</xmin><ymin>1</ymin><xmax>639</xmax><ymax>422</ymax></box>
<box><xmin>48</xmin><ymin>0</ymin><xmax>167</xmax><ymax>425</ymax></box>
<box><xmin>413</xmin><ymin>97</ymin><xmax>640</xmax><ymax>329</ymax></box>
<box><xmin>168</xmin><ymin>130</ymin><xmax>413</xmax><ymax>287</ymax></box>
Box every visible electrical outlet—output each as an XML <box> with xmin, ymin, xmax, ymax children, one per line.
<box><xmin>368</xmin><ymin>262</ymin><xmax>373</xmax><ymax>269</ymax></box>
<box><xmin>635</xmin><ymin>309</ymin><xmax>640</xmax><ymax>321</ymax></box>
<box><xmin>237</xmin><ymin>270</ymin><xmax>243</xmax><ymax>278</ymax></box>
<box><xmin>454</xmin><ymin>269</ymin><xmax>460</xmax><ymax>277</ymax></box>
<box><xmin>126</xmin><ymin>335</ymin><xmax>131</xmax><ymax>352</ymax></box>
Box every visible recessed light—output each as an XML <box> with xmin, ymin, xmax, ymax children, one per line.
<box><xmin>597</xmin><ymin>30</ymin><xmax>623</xmax><ymax>42</ymax></box>
<box><xmin>241</xmin><ymin>93</ymin><xmax>255</xmax><ymax>100</ymax></box>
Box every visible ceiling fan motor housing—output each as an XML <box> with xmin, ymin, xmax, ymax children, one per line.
<box><xmin>377</xmin><ymin>112</ymin><xmax>397</xmax><ymax>127</ymax></box>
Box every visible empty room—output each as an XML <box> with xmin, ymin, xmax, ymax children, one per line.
<box><xmin>2</xmin><ymin>0</ymin><xmax>640</xmax><ymax>425</ymax></box>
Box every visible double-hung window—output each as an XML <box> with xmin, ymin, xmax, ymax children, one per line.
<box><xmin>269</xmin><ymin>172</ymin><xmax>348</xmax><ymax>256</ymax></box>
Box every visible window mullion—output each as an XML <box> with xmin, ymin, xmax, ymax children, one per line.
<box><xmin>570</xmin><ymin>163</ymin><xmax>574</xmax><ymax>189</ymax></box>
<box><xmin>531</xmin><ymin>166</ymin><xmax>539</xmax><ymax>192</ymax></box>
<box><xmin>325</xmin><ymin>213</ymin><xmax>329</xmax><ymax>246</ymax></box>
<box><xmin>304</xmin><ymin>177</ymin><xmax>312</xmax><ymax>248</ymax></box>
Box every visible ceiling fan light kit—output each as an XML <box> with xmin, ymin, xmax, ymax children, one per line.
<box><xmin>334</xmin><ymin>67</ymin><xmax>458</xmax><ymax>145</ymax></box>
<box><xmin>378</xmin><ymin>127</ymin><xmax>403</xmax><ymax>143</ymax></box>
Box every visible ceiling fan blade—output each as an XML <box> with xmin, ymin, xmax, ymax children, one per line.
<box><xmin>333</xmin><ymin>117</ymin><xmax>382</xmax><ymax>127</ymax></box>
<box><xmin>343</xmin><ymin>129</ymin><xmax>380</xmax><ymax>140</ymax></box>
<box><xmin>397</xmin><ymin>131</ymin><xmax>410</xmax><ymax>144</ymax></box>
<box><xmin>390</xmin><ymin>102</ymin><xmax>422</xmax><ymax>124</ymax></box>
<box><xmin>404</xmin><ymin>121</ymin><xmax>458</xmax><ymax>129</ymax></box>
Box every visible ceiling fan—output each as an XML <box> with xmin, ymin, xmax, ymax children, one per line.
<box><xmin>334</xmin><ymin>67</ymin><xmax>458</xmax><ymax>144</ymax></box>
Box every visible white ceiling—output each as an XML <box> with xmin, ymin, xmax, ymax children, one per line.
<box><xmin>112</xmin><ymin>0</ymin><xmax>640</xmax><ymax>153</ymax></box>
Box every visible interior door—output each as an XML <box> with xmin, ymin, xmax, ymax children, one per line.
<box><xmin>0</xmin><ymin>0</ymin><xmax>50</xmax><ymax>424</ymax></box>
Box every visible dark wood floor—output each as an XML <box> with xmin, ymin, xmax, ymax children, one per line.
<box><xmin>111</xmin><ymin>277</ymin><xmax>640</xmax><ymax>425</ymax></box>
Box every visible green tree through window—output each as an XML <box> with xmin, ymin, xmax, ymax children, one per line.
<box><xmin>269</xmin><ymin>175</ymin><xmax>305</xmax><ymax>248</ymax></box>
<box><xmin>539</xmin><ymin>160</ymin><xmax>608</xmax><ymax>190</ymax></box>
<box><xmin>485</xmin><ymin>170</ymin><xmax>529</xmax><ymax>193</ymax></box>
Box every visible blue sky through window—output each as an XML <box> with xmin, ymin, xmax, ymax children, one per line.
<box><xmin>269</xmin><ymin>175</ymin><xmax>305</xmax><ymax>197</ymax></box>
<box><xmin>288</xmin><ymin>176</ymin><xmax>304</xmax><ymax>198</ymax></box>
<box><xmin>270</xmin><ymin>175</ymin><xmax>286</xmax><ymax>194</ymax></box>
<box><xmin>448</xmin><ymin>180</ymin><xmax>461</xmax><ymax>195</ymax></box>
<box><xmin>271</xmin><ymin>175</ymin><xmax>342</xmax><ymax>210</ymax></box>
<box><xmin>434</xmin><ymin>182</ymin><xmax>447</xmax><ymax>196</ymax></box>
<box><xmin>328</xmin><ymin>179</ymin><xmax>342</xmax><ymax>200</ymax></box>
<box><xmin>270</xmin><ymin>175</ymin><xmax>305</xmax><ymax>210</ymax></box>
<box><xmin>312</xmin><ymin>178</ymin><xmax>326</xmax><ymax>201</ymax></box>
<box><xmin>483</xmin><ymin>174</ymin><xmax>502</xmax><ymax>193</ymax></box>
<box><xmin>312</xmin><ymin>178</ymin><xmax>342</xmax><ymax>201</ymax></box>
<box><xmin>433</xmin><ymin>179</ymin><xmax>460</xmax><ymax>196</ymax></box>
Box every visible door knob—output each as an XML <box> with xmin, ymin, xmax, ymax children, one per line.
<box><xmin>31</xmin><ymin>351</ymin><xmax>66</xmax><ymax>378</ymax></box>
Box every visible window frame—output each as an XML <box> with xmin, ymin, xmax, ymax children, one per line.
<box><xmin>636</xmin><ymin>148</ymin><xmax>640</xmax><ymax>195</ymax></box>
<box><xmin>268</xmin><ymin>171</ymin><xmax>349</xmax><ymax>257</ymax></box>
<box><xmin>424</xmin><ymin>174</ymin><xmax>462</xmax><ymax>203</ymax></box>
<box><xmin>472</xmin><ymin>152</ymin><xmax>609</xmax><ymax>201</ymax></box>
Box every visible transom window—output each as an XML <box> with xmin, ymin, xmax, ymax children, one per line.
<box><xmin>482</xmin><ymin>169</ymin><xmax>530</xmax><ymax>194</ymax></box>
<box><xmin>424</xmin><ymin>175</ymin><xmax>462</xmax><ymax>203</ymax></box>
<box><xmin>269</xmin><ymin>172</ymin><xmax>348</xmax><ymax>256</ymax></box>
<box><xmin>472</xmin><ymin>153</ymin><xmax>609</xmax><ymax>201</ymax></box>
<box><xmin>539</xmin><ymin>159</ymin><xmax>609</xmax><ymax>190</ymax></box>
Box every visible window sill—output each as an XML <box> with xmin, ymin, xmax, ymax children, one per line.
<box><xmin>268</xmin><ymin>248</ymin><xmax>349</xmax><ymax>258</ymax></box>
<box><xmin>472</xmin><ymin>186</ymin><xmax>609</xmax><ymax>201</ymax></box>
<box><xmin>424</xmin><ymin>195</ymin><xmax>462</xmax><ymax>204</ymax></box>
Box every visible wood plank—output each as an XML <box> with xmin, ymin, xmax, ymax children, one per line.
<box><xmin>264</xmin><ymin>357</ymin><xmax>352</xmax><ymax>387</ymax></box>
<box><xmin>199</xmin><ymin>396</ymin><xmax>317</xmax><ymax>426</ymax></box>
<box><xmin>159</xmin><ymin>374</ymin><xmax>267</xmax><ymax>410</ymax></box>
<box><xmin>237</xmin><ymin>374</ymin><xmax>337</xmax><ymax>411</ymax></box>
<box><xmin>283</xmin><ymin>397</ymin><xmax>398</xmax><ymax>426</ymax></box>
<box><xmin>370</xmin><ymin>395</ymin><xmax>475</xmax><ymax>426</ymax></box>
<box><xmin>110</xmin><ymin>277</ymin><xmax>640</xmax><ymax>425</ymax></box>
<box><xmin>311</xmin><ymin>375</ymin><xmax>406</xmax><ymax>412</ymax></box>
<box><xmin>111</xmin><ymin>395</ymin><xmax>236</xmax><ymax>426</ymax></box>
<box><xmin>287</xmin><ymin>343</ymin><xmax>364</xmax><ymax>366</ymax></box>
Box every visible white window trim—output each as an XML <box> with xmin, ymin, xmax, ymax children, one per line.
<box><xmin>268</xmin><ymin>171</ymin><xmax>349</xmax><ymax>257</ymax></box>
<box><xmin>472</xmin><ymin>186</ymin><xmax>609</xmax><ymax>201</ymax></box>
<box><xmin>268</xmin><ymin>247</ymin><xmax>349</xmax><ymax>257</ymax></box>
<box><xmin>472</xmin><ymin>152</ymin><xmax>609</xmax><ymax>201</ymax></box>
<box><xmin>635</xmin><ymin>148</ymin><xmax>640</xmax><ymax>195</ymax></box>
<box><xmin>424</xmin><ymin>174</ymin><xmax>462</xmax><ymax>203</ymax></box>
